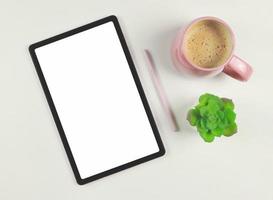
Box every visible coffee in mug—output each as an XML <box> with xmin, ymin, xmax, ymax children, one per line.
<box><xmin>184</xmin><ymin>20</ymin><xmax>233</xmax><ymax>68</ymax></box>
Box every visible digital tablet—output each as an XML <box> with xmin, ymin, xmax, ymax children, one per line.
<box><xmin>29</xmin><ymin>15</ymin><xmax>165</xmax><ymax>185</ymax></box>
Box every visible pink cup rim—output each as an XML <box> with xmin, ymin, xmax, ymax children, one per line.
<box><xmin>180</xmin><ymin>16</ymin><xmax>235</xmax><ymax>72</ymax></box>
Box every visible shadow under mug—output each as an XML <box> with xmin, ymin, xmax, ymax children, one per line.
<box><xmin>171</xmin><ymin>16</ymin><xmax>253</xmax><ymax>81</ymax></box>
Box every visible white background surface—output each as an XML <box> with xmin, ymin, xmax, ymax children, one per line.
<box><xmin>35</xmin><ymin>22</ymin><xmax>159</xmax><ymax>179</ymax></box>
<box><xmin>0</xmin><ymin>0</ymin><xmax>273</xmax><ymax>199</ymax></box>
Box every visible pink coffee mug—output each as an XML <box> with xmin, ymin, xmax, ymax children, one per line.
<box><xmin>171</xmin><ymin>16</ymin><xmax>253</xmax><ymax>81</ymax></box>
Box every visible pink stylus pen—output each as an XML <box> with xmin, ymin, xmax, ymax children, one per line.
<box><xmin>144</xmin><ymin>49</ymin><xmax>179</xmax><ymax>132</ymax></box>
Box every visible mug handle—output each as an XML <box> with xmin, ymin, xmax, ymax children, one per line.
<box><xmin>223</xmin><ymin>55</ymin><xmax>253</xmax><ymax>81</ymax></box>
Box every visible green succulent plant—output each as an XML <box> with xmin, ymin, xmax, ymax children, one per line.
<box><xmin>187</xmin><ymin>93</ymin><xmax>237</xmax><ymax>142</ymax></box>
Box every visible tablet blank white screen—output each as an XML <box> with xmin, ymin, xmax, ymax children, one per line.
<box><xmin>34</xmin><ymin>22</ymin><xmax>159</xmax><ymax>179</ymax></box>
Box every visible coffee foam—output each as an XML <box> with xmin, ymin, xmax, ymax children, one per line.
<box><xmin>183</xmin><ymin>20</ymin><xmax>233</xmax><ymax>68</ymax></box>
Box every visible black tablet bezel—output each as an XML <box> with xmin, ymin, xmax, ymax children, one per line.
<box><xmin>29</xmin><ymin>15</ymin><xmax>165</xmax><ymax>185</ymax></box>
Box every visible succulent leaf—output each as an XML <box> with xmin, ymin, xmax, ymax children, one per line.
<box><xmin>223</xmin><ymin>123</ymin><xmax>237</xmax><ymax>137</ymax></box>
